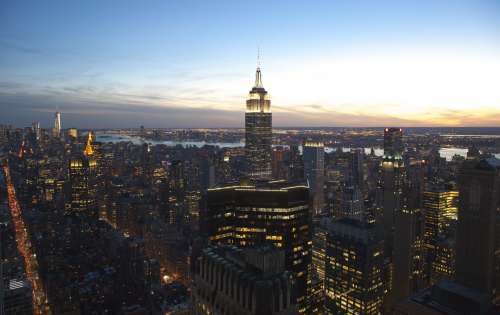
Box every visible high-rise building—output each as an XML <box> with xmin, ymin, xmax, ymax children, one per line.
<box><xmin>312</xmin><ymin>220</ymin><xmax>328</xmax><ymax>284</ymax></box>
<box><xmin>310</xmin><ymin>218</ymin><xmax>328</xmax><ymax>314</ymax></box>
<box><xmin>52</xmin><ymin>111</ymin><xmax>61</xmax><ymax>138</ymax></box>
<box><xmin>272</xmin><ymin>146</ymin><xmax>287</xmax><ymax>179</ymax></box>
<box><xmin>191</xmin><ymin>245</ymin><xmax>296</xmax><ymax>315</ymax></box>
<box><xmin>380</xmin><ymin>127</ymin><xmax>404</xmax><ymax>258</ymax></box>
<box><xmin>288</xmin><ymin>144</ymin><xmax>304</xmax><ymax>181</ymax></box>
<box><xmin>455</xmin><ymin>157</ymin><xmax>500</xmax><ymax>297</ymax></box>
<box><xmin>202</xmin><ymin>180</ymin><xmax>311</xmax><ymax>312</ymax></box>
<box><xmin>303</xmin><ymin>141</ymin><xmax>325</xmax><ymax>215</ymax></box>
<box><xmin>430</xmin><ymin>235</ymin><xmax>455</xmax><ymax>284</ymax></box>
<box><xmin>422</xmin><ymin>186</ymin><xmax>458</xmax><ymax>283</ymax></box>
<box><xmin>324</xmin><ymin>218</ymin><xmax>385</xmax><ymax>315</ymax></box>
<box><xmin>349</xmin><ymin>148</ymin><xmax>365</xmax><ymax>190</ymax></box>
<box><xmin>67</xmin><ymin>133</ymin><xmax>97</xmax><ymax>216</ymax></box>
<box><xmin>392</xmin><ymin>160</ymin><xmax>427</xmax><ymax>304</ymax></box>
<box><xmin>339</xmin><ymin>185</ymin><xmax>365</xmax><ymax>220</ymax></box>
<box><xmin>245</xmin><ymin>67</ymin><xmax>272</xmax><ymax>179</ymax></box>
<box><xmin>31</xmin><ymin>121</ymin><xmax>41</xmax><ymax>141</ymax></box>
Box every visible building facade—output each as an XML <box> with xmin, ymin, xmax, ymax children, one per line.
<box><xmin>191</xmin><ymin>245</ymin><xmax>296</xmax><ymax>315</ymax></box>
<box><xmin>202</xmin><ymin>180</ymin><xmax>311</xmax><ymax>312</ymax></box>
<box><xmin>456</xmin><ymin>157</ymin><xmax>500</xmax><ymax>297</ymax></box>
<box><xmin>67</xmin><ymin>133</ymin><xmax>97</xmax><ymax>216</ymax></box>
<box><xmin>245</xmin><ymin>67</ymin><xmax>272</xmax><ymax>179</ymax></box>
<box><xmin>303</xmin><ymin>141</ymin><xmax>325</xmax><ymax>215</ymax></box>
<box><xmin>324</xmin><ymin>218</ymin><xmax>385</xmax><ymax>315</ymax></box>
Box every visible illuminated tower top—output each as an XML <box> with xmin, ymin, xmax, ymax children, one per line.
<box><xmin>246</xmin><ymin>67</ymin><xmax>270</xmax><ymax>113</ymax></box>
<box><xmin>84</xmin><ymin>132</ymin><xmax>94</xmax><ymax>156</ymax></box>
<box><xmin>245</xmin><ymin>64</ymin><xmax>272</xmax><ymax>179</ymax></box>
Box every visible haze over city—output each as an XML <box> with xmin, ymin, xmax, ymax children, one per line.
<box><xmin>1</xmin><ymin>0</ymin><xmax>500</xmax><ymax>128</ymax></box>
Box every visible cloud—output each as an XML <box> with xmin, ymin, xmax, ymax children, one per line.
<box><xmin>1</xmin><ymin>49</ymin><xmax>499</xmax><ymax>129</ymax></box>
<box><xmin>2</xmin><ymin>87</ymin><xmax>498</xmax><ymax>129</ymax></box>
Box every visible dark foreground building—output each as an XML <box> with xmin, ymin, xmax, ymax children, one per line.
<box><xmin>202</xmin><ymin>180</ymin><xmax>311</xmax><ymax>312</ymax></box>
<box><xmin>393</xmin><ymin>280</ymin><xmax>499</xmax><ymax>315</ymax></box>
<box><xmin>191</xmin><ymin>245</ymin><xmax>296</xmax><ymax>315</ymax></box>
<box><xmin>455</xmin><ymin>157</ymin><xmax>500</xmax><ymax>298</ymax></box>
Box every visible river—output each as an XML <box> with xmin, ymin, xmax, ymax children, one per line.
<box><xmin>95</xmin><ymin>134</ymin><xmax>499</xmax><ymax>162</ymax></box>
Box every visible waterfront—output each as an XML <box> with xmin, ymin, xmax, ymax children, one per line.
<box><xmin>96</xmin><ymin>134</ymin><xmax>499</xmax><ymax>161</ymax></box>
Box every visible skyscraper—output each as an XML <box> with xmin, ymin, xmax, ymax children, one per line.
<box><xmin>422</xmin><ymin>186</ymin><xmax>458</xmax><ymax>283</ymax></box>
<box><xmin>202</xmin><ymin>181</ymin><xmax>311</xmax><ymax>312</ymax></box>
<box><xmin>31</xmin><ymin>121</ymin><xmax>41</xmax><ymax>141</ymax></box>
<box><xmin>392</xmin><ymin>159</ymin><xmax>427</xmax><ymax>304</ymax></box>
<box><xmin>245</xmin><ymin>67</ymin><xmax>272</xmax><ymax>179</ymax></box>
<box><xmin>324</xmin><ymin>218</ymin><xmax>385</xmax><ymax>315</ymax></box>
<box><xmin>52</xmin><ymin>111</ymin><xmax>61</xmax><ymax>138</ymax></box>
<box><xmin>455</xmin><ymin>157</ymin><xmax>500</xmax><ymax>297</ymax></box>
<box><xmin>67</xmin><ymin>133</ymin><xmax>97</xmax><ymax>216</ymax></box>
<box><xmin>191</xmin><ymin>245</ymin><xmax>296</xmax><ymax>315</ymax></box>
<box><xmin>349</xmin><ymin>148</ymin><xmax>365</xmax><ymax>190</ymax></box>
<box><xmin>380</xmin><ymin>128</ymin><xmax>404</xmax><ymax>258</ymax></box>
<box><xmin>303</xmin><ymin>141</ymin><xmax>325</xmax><ymax>215</ymax></box>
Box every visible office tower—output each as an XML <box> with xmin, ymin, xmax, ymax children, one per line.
<box><xmin>312</xmin><ymin>221</ymin><xmax>327</xmax><ymax>284</ymax></box>
<box><xmin>67</xmin><ymin>128</ymin><xmax>78</xmax><ymax>139</ymax></box>
<box><xmin>186</xmin><ymin>190</ymin><xmax>201</xmax><ymax>224</ymax></box>
<box><xmin>203</xmin><ymin>181</ymin><xmax>311</xmax><ymax>312</ymax></box>
<box><xmin>339</xmin><ymin>185</ymin><xmax>365</xmax><ymax>220</ymax></box>
<box><xmin>303</xmin><ymin>141</ymin><xmax>325</xmax><ymax>215</ymax></box>
<box><xmin>349</xmin><ymin>148</ymin><xmax>364</xmax><ymax>190</ymax></box>
<box><xmin>324</xmin><ymin>218</ymin><xmax>385</xmax><ymax>315</ymax></box>
<box><xmin>245</xmin><ymin>66</ymin><xmax>272</xmax><ymax>179</ymax></box>
<box><xmin>199</xmin><ymin>158</ymin><xmax>215</xmax><ymax>191</ymax></box>
<box><xmin>311</xmin><ymin>219</ymin><xmax>328</xmax><ymax>314</ymax></box>
<box><xmin>31</xmin><ymin>121</ymin><xmax>41</xmax><ymax>141</ymax></box>
<box><xmin>165</xmin><ymin>160</ymin><xmax>185</xmax><ymax>225</ymax></box>
<box><xmin>67</xmin><ymin>133</ymin><xmax>97</xmax><ymax>216</ymax></box>
<box><xmin>422</xmin><ymin>186</ymin><xmax>458</xmax><ymax>283</ymax></box>
<box><xmin>272</xmin><ymin>146</ymin><xmax>286</xmax><ymax>179</ymax></box>
<box><xmin>169</xmin><ymin>160</ymin><xmax>185</xmax><ymax>194</ymax></box>
<box><xmin>52</xmin><ymin>111</ymin><xmax>61</xmax><ymax>138</ymax></box>
<box><xmin>191</xmin><ymin>245</ymin><xmax>296</xmax><ymax>315</ymax></box>
<box><xmin>380</xmin><ymin>127</ymin><xmax>404</xmax><ymax>258</ymax></box>
<box><xmin>288</xmin><ymin>144</ymin><xmax>304</xmax><ymax>181</ymax></box>
<box><xmin>430</xmin><ymin>235</ymin><xmax>455</xmax><ymax>284</ymax></box>
<box><xmin>392</xmin><ymin>160</ymin><xmax>426</xmax><ymax>303</ymax></box>
<box><xmin>455</xmin><ymin>157</ymin><xmax>500</xmax><ymax>297</ymax></box>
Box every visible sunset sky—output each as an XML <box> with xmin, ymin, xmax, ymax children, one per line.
<box><xmin>1</xmin><ymin>0</ymin><xmax>500</xmax><ymax>128</ymax></box>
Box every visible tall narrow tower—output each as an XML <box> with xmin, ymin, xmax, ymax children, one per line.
<box><xmin>381</xmin><ymin>127</ymin><xmax>404</xmax><ymax>258</ymax></box>
<box><xmin>245</xmin><ymin>66</ymin><xmax>272</xmax><ymax>179</ymax></box>
<box><xmin>53</xmin><ymin>111</ymin><xmax>62</xmax><ymax>138</ymax></box>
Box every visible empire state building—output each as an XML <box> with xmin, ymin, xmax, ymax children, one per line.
<box><xmin>245</xmin><ymin>66</ymin><xmax>272</xmax><ymax>179</ymax></box>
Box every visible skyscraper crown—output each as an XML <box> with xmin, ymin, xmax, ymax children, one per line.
<box><xmin>254</xmin><ymin>67</ymin><xmax>263</xmax><ymax>88</ymax></box>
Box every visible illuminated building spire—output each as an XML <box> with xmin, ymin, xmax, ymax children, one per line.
<box><xmin>84</xmin><ymin>132</ymin><xmax>94</xmax><ymax>156</ymax></box>
<box><xmin>255</xmin><ymin>67</ymin><xmax>263</xmax><ymax>88</ymax></box>
<box><xmin>246</xmin><ymin>54</ymin><xmax>272</xmax><ymax>179</ymax></box>
<box><xmin>254</xmin><ymin>48</ymin><xmax>263</xmax><ymax>88</ymax></box>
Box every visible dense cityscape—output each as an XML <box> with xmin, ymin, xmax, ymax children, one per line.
<box><xmin>0</xmin><ymin>65</ymin><xmax>499</xmax><ymax>315</ymax></box>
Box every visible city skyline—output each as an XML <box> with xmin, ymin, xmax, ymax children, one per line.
<box><xmin>1</xmin><ymin>0</ymin><xmax>500</xmax><ymax>128</ymax></box>
<box><xmin>2</xmin><ymin>2</ymin><xmax>500</xmax><ymax>314</ymax></box>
